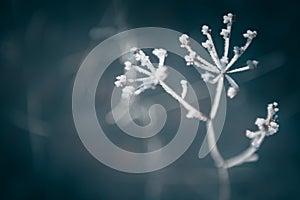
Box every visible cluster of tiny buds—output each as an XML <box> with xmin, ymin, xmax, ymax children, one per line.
<box><xmin>114</xmin><ymin>75</ymin><xmax>127</xmax><ymax>87</ymax></box>
<box><xmin>223</xmin><ymin>13</ymin><xmax>235</xmax><ymax>24</ymax></box>
<box><xmin>179</xmin><ymin>34</ymin><xmax>190</xmax><ymax>47</ymax></box>
<box><xmin>114</xmin><ymin>48</ymin><xmax>168</xmax><ymax>99</ymax></box>
<box><xmin>243</xmin><ymin>30</ymin><xmax>257</xmax><ymax>40</ymax></box>
<box><xmin>201</xmin><ymin>25</ymin><xmax>211</xmax><ymax>35</ymax></box>
<box><xmin>246</xmin><ymin>102</ymin><xmax>279</xmax><ymax>148</ymax></box>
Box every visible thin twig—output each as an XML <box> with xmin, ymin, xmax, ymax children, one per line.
<box><xmin>159</xmin><ymin>80</ymin><xmax>208</xmax><ymax>121</ymax></box>
<box><xmin>225</xmin><ymin>146</ymin><xmax>257</xmax><ymax>168</ymax></box>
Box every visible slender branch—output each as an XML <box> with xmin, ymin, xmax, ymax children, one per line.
<box><xmin>210</xmin><ymin>76</ymin><xmax>224</xmax><ymax>119</ymax></box>
<box><xmin>224</xmin><ymin>75</ymin><xmax>239</xmax><ymax>91</ymax></box>
<box><xmin>128</xmin><ymin>77</ymin><xmax>152</xmax><ymax>83</ymax></box>
<box><xmin>194</xmin><ymin>61</ymin><xmax>219</xmax><ymax>74</ymax></box>
<box><xmin>225</xmin><ymin>53</ymin><xmax>239</xmax><ymax>72</ymax></box>
<box><xmin>221</xmin><ymin>13</ymin><xmax>234</xmax><ymax>65</ymax></box>
<box><xmin>206</xmin><ymin>119</ymin><xmax>225</xmax><ymax>167</ymax></box>
<box><xmin>227</xmin><ymin>65</ymin><xmax>251</xmax><ymax>74</ymax></box>
<box><xmin>206</xmin><ymin>33</ymin><xmax>223</xmax><ymax>70</ymax></box>
<box><xmin>225</xmin><ymin>38</ymin><xmax>255</xmax><ymax>71</ymax></box>
<box><xmin>222</xmin><ymin>24</ymin><xmax>232</xmax><ymax>63</ymax></box>
<box><xmin>159</xmin><ymin>80</ymin><xmax>208</xmax><ymax>121</ymax></box>
<box><xmin>134</xmin><ymin>65</ymin><xmax>152</xmax><ymax>76</ymax></box>
<box><xmin>185</xmin><ymin>45</ymin><xmax>220</xmax><ymax>73</ymax></box>
<box><xmin>146</xmin><ymin>58</ymin><xmax>157</xmax><ymax>73</ymax></box>
<box><xmin>225</xmin><ymin>146</ymin><xmax>257</xmax><ymax>168</ymax></box>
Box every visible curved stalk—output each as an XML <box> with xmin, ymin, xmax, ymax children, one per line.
<box><xmin>225</xmin><ymin>146</ymin><xmax>257</xmax><ymax>168</ymax></box>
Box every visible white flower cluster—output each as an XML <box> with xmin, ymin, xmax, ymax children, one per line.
<box><xmin>114</xmin><ymin>48</ymin><xmax>168</xmax><ymax>99</ymax></box>
<box><xmin>115</xmin><ymin>47</ymin><xmax>207</xmax><ymax>121</ymax></box>
<box><xmin>246</xmin><ymin>102</ymin><xmax>279</xmax><ymax>148</ymax></box>
<box><xmin>179</xmin><ymin>13</ymin><xmax>258</xmax><ymax>99</ymax></box>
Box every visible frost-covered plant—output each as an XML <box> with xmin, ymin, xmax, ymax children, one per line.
<box><xmin>114</xmin><ymin>13</ymin><xmax>279</xmax><ymax>200</ymax></box>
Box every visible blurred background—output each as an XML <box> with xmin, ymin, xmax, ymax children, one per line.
<box><xmin>1</xmin><ymin>0</ymin><xmax>299</xmax><ymax>199</ymax></box>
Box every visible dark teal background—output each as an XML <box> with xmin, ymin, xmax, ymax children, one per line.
<box><xmin>1</xmin><ymin>0</ymin><xmax>299</xmax><ymax>199</ymax></box>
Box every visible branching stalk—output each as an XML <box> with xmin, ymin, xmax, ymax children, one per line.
<box><xmin>114</xmin><ymin>13</ymin><xmax>278</xmax><ymax>200</ymax></box>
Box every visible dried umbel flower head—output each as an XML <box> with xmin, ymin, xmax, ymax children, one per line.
<box><xmin>246</xmin><ymin>102</ymin><xmax>279</xmax><ymax>148</ymax></box>
<box><xmin>114</xmin><ymin>48</ymin><xmax>169</xmax><ymax>99</ymax></box>
<box><xmin>179</xmin><ymin>13</ymin><xmax>258</xmax><ymax>99</ymax></box>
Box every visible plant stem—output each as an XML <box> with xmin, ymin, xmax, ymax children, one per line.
<box><xmin>159</xmin><ymin>80</ymin><xmax>208</xmax><ymax>121</ymax></box>
<box><xmin>159</xmin><ymin>75</ymin><xmax>230</xmax><ymax>200</ymax></box>
<box><xmin>204</xmin><ymin>76</ymin><xmax>230</xmax><ymax>200</ymax></box>
<box><xmin>206</xmin><ymin>118</ymin><xmax>230</xmax><ymax>200</ymax></box>
<box><xmin>225</xmin><ymin>146</ymin><xmax>257</xmax><ymax>168</ymax></box>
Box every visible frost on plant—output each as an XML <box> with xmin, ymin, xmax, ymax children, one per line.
<box><xmin>179</xmin><ymin>13</ymin><xmax>258</xmax><ymax>99</ymax></box>
<box><xmin>114</xmin><ymin>47</ymin><xmax>208</xmax><ymax>121</ymax></box>
<box><xmin>114</xmin><ymin>13</ymin><xmax>279</xmax><ymax>200</ymax></box>
<box><xmin>225</xmin><ymin>102</ymin><xmax>279</xmax><ymax>169</ymax></box>
<box><xmin>246</xmin><ymin>102</ymin><xmax>279</xmax><ymax>149</ymax></box>
<box><xmin>115</xmin><ymin>48</ymin><xmax>168</xmax><ymax>97</ymax></box>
